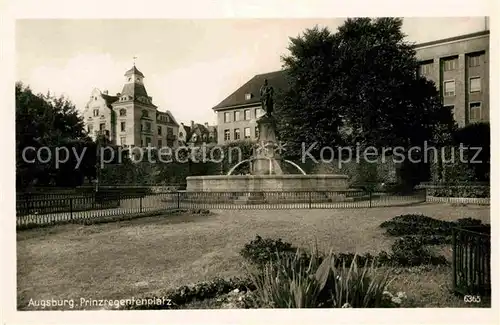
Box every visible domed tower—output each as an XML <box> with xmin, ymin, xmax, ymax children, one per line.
<box><xmin>112</xmin><ymin>62</ymin><xmax>158</xmax><ymax>148</ymax></box>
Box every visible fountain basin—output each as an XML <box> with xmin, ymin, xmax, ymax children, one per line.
<box><xmin>186</xmin><ymin>174</ymin><xmax>349</xmax><ymax>192</ymax></box>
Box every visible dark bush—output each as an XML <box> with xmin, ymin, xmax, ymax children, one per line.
<box><xmin>390</xmin><ymin>237</ymin><xmax>448</xmax><ymax>266</ymax></box>
<box><xmin>123</xmin><ymin>277</ymin><xmax>256</xmax><ymax>309</ymax></box>
<box><xmin>240</xmin><ymin>235</ymin><xmax>298</xmax><ymax>266</ymax></box>
<box><xmin>380</xmin><ymin>214</ymin><xmax>484</xmax><ymax>238</ymax></box>
<box><xmin>427</xmin><ymin>185</ymin><xmax>489</xmax><ymax>198</ymax></box>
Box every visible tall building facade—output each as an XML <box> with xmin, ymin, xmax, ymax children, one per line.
<box><xmin>83</xmin><ymin>65</ymin><xmax>179</xmax><ymax>148</ymax></box>
<box><xmin>414</xmin><ymin>30</ymin><xmax>490</xmax><ymax>127</ymax></box>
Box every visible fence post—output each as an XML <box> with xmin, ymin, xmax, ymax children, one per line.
<box><xmin>25</xmin><ymin>194</ymin><xmax>30</xmax><ymax>215</ymax></box>
<box><xmin>177</xmin><ymin>191</ymin><xmax>180</xmax><ymax>209</ymax></box>
<box><xmin>308</xmin><ymin>192</ymin><xmax>312</xmax><ymax>209</ymax></box>
<box><xmin>69</xmin><ymin>198</ymin><xmax>73</xmax><ymax>220</ymax></box>
<box><xmin>369</xmin><ymin>190</ymin><xmax>372</xmax><ymax>208</ymax></box>
<box><xmin>140</xmin><ymin>196</ymin><xmax>143</xmax><ymax>213</ymax></box>
<box><xmin>452</xmin><ymin>227</ymin><xmax>457</xmax><ymax>293</ymax></box>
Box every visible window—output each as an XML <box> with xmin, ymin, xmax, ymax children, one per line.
<box><xmin>99</xmin><ymin>123</ymin><xmax>105</xmax><ymax>131</ymax></box>
<box><xmin>244</xmin><ymin>127</ymin><xmax>251</xmax><ymax>139</ymax></box>
<box><xmin>234</xmin><ymin>111</ymin><xmax>240</xmax><ymax>121</ymax></box>
<box><xmin>145</xmin><ymin>122</ymin><xmax>151</xmax><ymax>132</ymax></box>
<box><xmin>245</xmin><ymin>93</ymin><xmax>252</xmax><ymax>100</ymax></box>
<box><xmin>119</xmin><ymin>109</ymin><xmax>126</xmax><ymax>116</ymax></box>
<box><xmin>443</xmin><ymin>57</ymin><xmax>458</xmax><ymax>71</ymax></box>
<box><xmin>158</xmin><ymin>126</ymin><xmax>162</xmax><ymax>135</ymax></box>
<box><xmin>224</xmin><ymin>129</ymin><xmax>230</xmax><ymax>141</ymax></box>
<box><xmin>469</xmin><ymin>102</ymin><xmax>481</xmax><ymax>121</ymax></box>
<box><xmin>145</xmin><ymin>137</ymin><xmax>152</xmax><ymax>146</ymax></box>
<box><xmin>179</xmin><ymin>131</ymin><xmax>184</xmax><ymax>138</ymax></box>
<box><xmin>443</xmin><ymin>80</ymin><xmax>455</xmax><ymax>97</ymax></box>
<box><xmin>470</xmin><ymin>77</ymin><xmax>481</xmax><ymax>93</ymax></box>
<box><xmin>469</xmin><ymin>54</ymin><xmax>481</xmax><ymax>67</ymax></box>
<box><xmin>234</xmin><ymin>128</ymin><xmax>241</xmax><ymax>140</ymax></box>
<box><xmin>128</xmin><ymin>78</ymin><xmax>131</xmax><ymax>82</ymax></box>
<box><xmin>167</xmin><ymin>127</ymin><xmax>174</xmax><ymax>136</ymax></box>
<box><xmin>94</xmin><ymin>97</ymin><xmax>97</xmax><ymax>101</ymax></box>
<box><xmin>244</xmin><ymin>109</ymin><xmax>250</xmax><ymax>121</ymax></box>
<box><xmin>255</xmin><ymin>126</ymin><xmax>259</xmax><ymax>138</ymax></box>
<box><xmin>224</xmin><ymin>112</ymin><xmax>231</xmax><ymax>123</ymax></box>
<box><xmin>142</xmin><ymin>110</ymin><xmax>149</xmax><ymax>118</ymax></box>
<box><xmin>120</xmin><ymin>122</ymin><xmax>126</xmax><ymax>132</ymax></box>
<box><xmin>93</xmin><ymin>109</ymin><xmax>99</xmax><ymax>117</ymax></box>
<box><xmin>120</xmin><ymin>137</ymin><xmax>126</xmax><ymax>145</ymax></box>
<box><xmin>419</xmin><ymin>61</ymin><xmax>433</xmax><ymax>75</ymax></box>
<box><xmin>88</xmin><ymin>125</ymin><xmax>94</xmax><ymax>134</ymax></box>
<box><xmin>255</xmin><ymin>108</ymin><xmax>265</xmax><ymax>119</ymax></box>
<box><xmin>158</xmin><ymin>139</ymin><xmax>162</xmax><ymax>147</ymax></box>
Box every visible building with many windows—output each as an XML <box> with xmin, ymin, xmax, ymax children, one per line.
<box><xmin>212</xmin><ymin>30</ymin><xmax>490</xmax><ymax>144</ymax></box>
<box><xmin>83</xmin><ymin>65</ymin><xmax>179</xmax><ymax>148</ymax></box>
<box><xmin>212</xmin><ymin>70</ymin><xmax>287</xmax><ymax>144</ymax></box>
<box><xmin>415</xmin><ymin>30</ymin><xmax>489</xmax><ymax>127</ymax></box>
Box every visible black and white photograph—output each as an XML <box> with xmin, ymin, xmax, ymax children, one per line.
<box><xmin>1</xmin><ymin>1</ymin><xmax>497</xmax><ymax>324</ymax></box>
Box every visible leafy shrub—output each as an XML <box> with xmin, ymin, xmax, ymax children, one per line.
<box><xmin>379</xmin><ymin>214</ymin><xmax>484</xmax><ymax>238</ymax></box>
<box><xmin>241</xmin><ymin>234</ymin><xmax>447</xmax><ymax>270</ymax></box>
<box><xmin>123</xmin><ymin>277</ymin><xmax>256</xmax><ymax>310</ymax></box>
<box><xmin>247</xmin><ymin>251</ymin><xmax>394</xmax><ymax>308</ymax></box>
<box><xmin>427</xmin><ymin>185</ymin><xmax>489</xmax><ymax>198</ymax></box>
<box><xmin>390</xmin><ymin>237</ymin><xmax>448</xmax><ymax>266</ymax></box>
<box><xmin>240</xmin><ymin>235</ymin><xmax>297</xmax><ymax>266</ymax></box>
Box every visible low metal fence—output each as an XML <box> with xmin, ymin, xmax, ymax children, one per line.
<box><xmin>16</xmin><ymin>189</ymin><xmax>427</xmax><ymax>227</ymax></box>
<box><xmin>452</xmin><ymin>225</ymin><xmax>491</xmax><ymax>297</ymax></box>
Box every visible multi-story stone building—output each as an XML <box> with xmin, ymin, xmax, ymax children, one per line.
<box><xmin>414</xmin><ymin>30</ymin><xmax>490</xmax><ymax>127</ymax></box>
<box><xmin>212</xmin><ymin>30</ymin><xmax>490</xmax><ymax>143</ymax></box>
<box><xmin>83</xmin><ymin>65</ymin><xmax>179</xmax><ymax>148</ymax></box>
<box><xmin>212</xmin><ymin>71</ymin><xmax>287</xmax><ymax>144</ymax></box>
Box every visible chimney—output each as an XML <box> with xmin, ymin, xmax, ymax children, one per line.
<box><xmin>103</xmin><ymin>90</ymin><xmax>108</xmax><ymax>95</ymax></box>
<box><xmin>191</xmin><ymin>120</ymin><xmax>194</xmax><ymax>129</ymax></box>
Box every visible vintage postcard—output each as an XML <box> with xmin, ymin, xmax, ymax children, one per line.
<box><xmin>1</xmin><ymin>0</ymin><xmax>498</xmax><ymax>324</ymax></box>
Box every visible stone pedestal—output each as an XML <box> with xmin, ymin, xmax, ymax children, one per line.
<box><xmin>252</xmin><ymin>115</ymin><xmax>283</xmax><ymax>175</ymax></box>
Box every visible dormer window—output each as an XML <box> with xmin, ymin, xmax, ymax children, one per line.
<box><xmin>245</xmin><ymin>93</ymin><xmax>252</xmax><ymax>100</ymax></box>
<box><xmin>93</xmin><ymin>109</ymin><xmax>99</xmax><ymax>117</ymax></box>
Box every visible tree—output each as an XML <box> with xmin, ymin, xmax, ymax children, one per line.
<box><xmin>16</xmin><ymin>82</ymin><xmax>93</xmax><ymax>189</ymax></box>
<box><xmin>276</xmin><ymin>18</ymin><xmax>455</xmax><ymax>159</ymax></box>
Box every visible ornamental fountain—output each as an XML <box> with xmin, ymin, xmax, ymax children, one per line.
<box><xmin>186</xmin><ymin>78</ymin><xmax>349</xmax><ymax>203</ymax></box>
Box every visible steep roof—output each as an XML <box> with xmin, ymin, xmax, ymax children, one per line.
<box><xmin>101</xmin><ymin>93</ymin><xmax>119</xmax><ymax>107</ymax></box>
<box><xmin>157</xmin><ymin>110</ymin><xmax>179</xmax><ymax>126</ymax></box>
<box><xmin>124</xmin><ymin>65</ymin><xmax>145</xmax><ymax>77</ymax></box>
<box><xmin>212</xmin><ymin>70</ymin><xmax>289</xmax><ymax>111</ymax></box>
<box><xmin>120</xmin><ymin>83</ymin><xmax>149</xmax><ymax>98</ymax></box>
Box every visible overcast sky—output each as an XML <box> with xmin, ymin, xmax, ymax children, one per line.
<box><xmin>16</xmin><ymin>17</ymin><xmax>488</xmax><ymax>125</ymax></box>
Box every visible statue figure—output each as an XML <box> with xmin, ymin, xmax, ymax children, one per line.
<box><xmin>259</xmin><ymin>79</ymin><xmax>274</xmax><ymax>116</ymax></box>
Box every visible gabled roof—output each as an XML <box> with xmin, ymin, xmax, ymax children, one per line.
<box><xmin>124</xmin><ymin>65</ymin><xmax>145</xmax><ymax>77</ymax></box>
<box><xmin>157</xmin><ymin>110</ymin><xmax>179</xmax><ymax>126</ymax></box>
<box><xmin>212</xmin><ymin>70</ymin><xmax>289</xmax><ymax>111</ymax></box>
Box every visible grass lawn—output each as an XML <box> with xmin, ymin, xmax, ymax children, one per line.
<box><xmin>17</xmin><ymin>203</ymin><xmax>490</xmax><ymax>310</ymax></box>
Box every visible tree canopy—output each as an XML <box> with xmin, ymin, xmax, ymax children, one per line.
<box><xmin>16</xmin><ymin>82</ymin><xmax>97</xmax><ymax>189</ymax></box>
<box><xmin>276</xmin><ymin>18</ymin><xmax>456</xmax><ymax>158</ymax></box>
